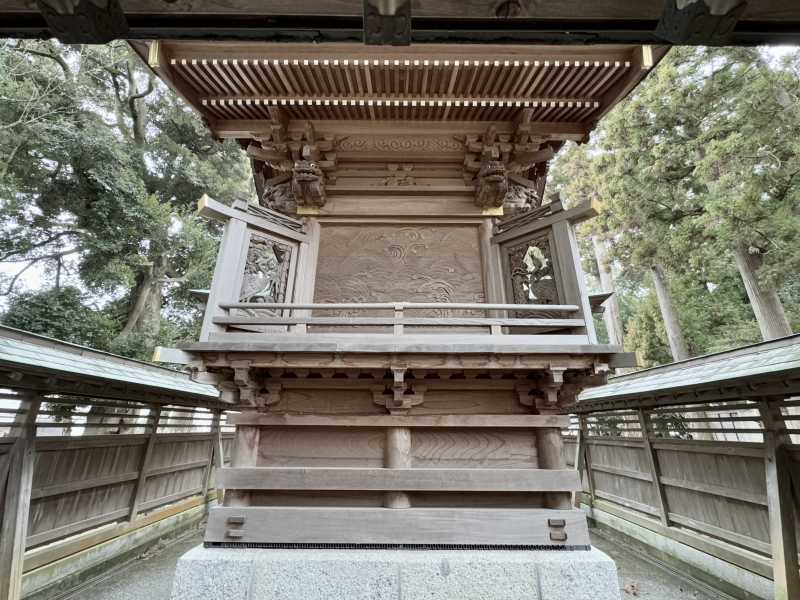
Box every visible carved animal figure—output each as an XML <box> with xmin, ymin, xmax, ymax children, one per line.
<box><xmin>261</xmin><ymin>181</ymin><xmax>297</xmax><ymax>214</ymax></box>
<box><xmin>475</xmin><ymin>160</ymin><xmax>508</xmax><ymax>208</ymax></box>
<box><xmin>291</xmin><ymin>160</ymin><xmax>326</xmax><ymax>207</ymax></box>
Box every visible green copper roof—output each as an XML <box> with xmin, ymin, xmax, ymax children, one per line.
<box><xmin>579</xmin><ymin>334</ymin><xmax>800</xmax><ymax>403</ymax></box>
<box><xmin>0</xmin><ymin>325</ymin><xmax>217</xmax><ymax>401</ymax></box>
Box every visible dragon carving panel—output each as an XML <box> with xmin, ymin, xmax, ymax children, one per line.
<box><xmin>239</xmin><ymin>233</ymin><xmax>293</xmax><ymax>307</ymax></box>
<box><xmin>314</xmin><ymin>225</ymin><xmax>485</xmax><ymax>316</ymax></box>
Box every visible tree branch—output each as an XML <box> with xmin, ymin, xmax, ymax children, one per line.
<box><xmin>0</xmin><ymin>231</ymin><xmax>81</xmax><ymax>262</ymax></box>
<box><xmin>12</xmin><ymin>42</ymin><xmax>71</xmax><ymax>80</ymax></box>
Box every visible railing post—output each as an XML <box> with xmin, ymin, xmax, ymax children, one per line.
<box><xmin>638</xmin><ymin>407</ymin><xmax>670</xmax><ymax>527</ymax></box>
<box><xmin>759</xmin><ymin>399</ymin><xmax>800</xmax><ymax>600</ymax></box>
<box><xmin>394</xmin><ymin>304</ymin><xmax>404</xmax><ymax>336</ymax></box>
<box><xmin>128</xmin><ymin>405</ymin><xmax>161</xmax><ymax>522</ymax></box>
<box><xmin>0</xmin><ymin>392</ymin><xmax>40</xmax><ymax>600</ymax></box>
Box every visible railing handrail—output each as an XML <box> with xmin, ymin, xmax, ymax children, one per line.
<box><xmin>219</xmin><ymin>302</ymin><xmax>580</xmax><ymax>312</ymax></box>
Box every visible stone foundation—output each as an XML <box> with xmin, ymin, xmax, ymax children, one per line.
<box><xmin>171</xmin><ymin>546</ymin><xmax>620</xmax><ymax>600</ymax></box>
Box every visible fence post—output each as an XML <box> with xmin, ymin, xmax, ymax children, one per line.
<box><xmin>202</xmin><ymin>410</ymin><xmax>222</xmax><ymax>502</ymax></box>
<box><xmin>572</xmin><ymin>426</ymin><xmax>584</xmax><ymax>508</ymax></box>
<box><xmin>128</xmin><ymin>405</ymin><xmax>161</xmax><ymax>522</ymax></box>
<box><xmin>759</xmin><ymin>399</ymin><xmax>800</xmax><ymax>600</ymax></box>
<box><xmin>638</xmin><ymin>407</ymin><xmax>670</xmax><ymax>527</ymax></box>
<box><xmin>0</xmin><ymin>392</ymin><xmax>41</xmax><ymax>600</ymax></box>
<box><xmin>578</xmin><ymin>415</ymin><xmax>596</xmax><ymax>505</ymax></box>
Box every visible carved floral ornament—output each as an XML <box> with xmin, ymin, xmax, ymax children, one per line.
<box><xmin>336</xmin><ymin>135</ymin><xmax>464</xmax><ymax>153</ymax></box>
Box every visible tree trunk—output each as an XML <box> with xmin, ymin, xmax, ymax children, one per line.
<box><xmin>592</xmin><ymin>235</ymin><xmax>625</xmax><ymax>347</ymax></box>
<box><xmin>650</xmin><ymin>264</ymin><xmax>689</xmax><ymax>361</ymax></box>
<box><xmin>734</xmin><ymin>245</ymin><xmax>792</xmax><ymax>341</ymax></box>
<box><xmin>116</xmin><ymin>253</ymin><xmax>167</xmax><ymax>347</ymax></box>
<box><xmin>651</xmin><ymin>264</ymin><xmax>713</xmax><ymax>439</ymax></box>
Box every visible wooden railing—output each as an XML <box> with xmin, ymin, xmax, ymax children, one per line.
<box><xmin>566</xmin><ymin>396</ymin><xmax>800</xmax><ymax>599</ymax></box>
<box><xmin>0</xmin><ymin>394</ymin><xmax>234</xmax><ymax>551</ymax></box>
<box><xmin>214</xmin><ymin>302</ymin><xmax>586</xmax><ymax>337</ymax></box>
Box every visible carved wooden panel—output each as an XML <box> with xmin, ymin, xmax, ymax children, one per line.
<box><xmin>336</xmin><ymin>136</ymin><xmax>463</xmax><ymax>154</ymax></box>
<box><xmin>239</xmin><ymin>232</ymin><xmax>293</xmax><ymax>305</ymax></box>
<box><xmin>506</xmin><ymin>233</ymin><xmax>559</xmax><ymax>306</ymax></box>
<box><xmin>314</xmin><ymin>225</ymin><xmax>485</xmax><ymax>315</ymax></box>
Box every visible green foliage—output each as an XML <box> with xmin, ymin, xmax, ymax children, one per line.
<box><xmin>553</xmin><ymin>46</ymin><xmax>800</xmax><ymax>366</ymax></box>
<box><xmin>2</xmin><ymin>287</ymin><xmax>115</xmax><ymax>348</ymax></box>
<box><xmin>0</xmin><ymin>39</ymin><xmax>251</xmax><ymax>359</ymax></box>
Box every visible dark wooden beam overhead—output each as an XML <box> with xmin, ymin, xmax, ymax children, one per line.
<box><xmin>1</xmin><ymin>1</ymin><xmax>800</xmax><ymax>45</ymax></box>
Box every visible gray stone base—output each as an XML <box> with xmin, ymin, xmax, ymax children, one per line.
<box><xmin>171</xmin><ymin>546</ymin><xmax>620</xmax><ymax>600</ymax></box>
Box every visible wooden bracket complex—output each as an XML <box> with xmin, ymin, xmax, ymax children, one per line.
<box><xmin>230</xmin><ymin>361</ymin><xmax>282</xmax><ymax>408</ymax></box>
<box><xmin>372</xmin><ymin>367</ymin><xmax>427</xmax><ymax>413</ymax></box>
<box><xmin>516</xmin><ymin>367</ymin><xmax>567</xmax><ymax>412</ymax></box>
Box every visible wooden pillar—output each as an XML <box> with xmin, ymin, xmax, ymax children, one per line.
<box><xmin>552</xmin><ymin>220</ymin><xmax>597</xmax><ymax>343</ymax></box>
<box><xmin>479</xmin><ymin>219</ymin><xmax>505</xmax><ymax>318</ymax></box>
<box><xmin>638</xmin><ymin>408</ymin><xmax>670</xmax><ymax>527</ymax></box>
<box><xmin>0</xmin><ymin>393</ymin><xmax>40</xmax><ymax>600</ymax></box>
<box><xmin>760</xmin><ymin>399</ymin><xmax>800</xmax><ymax>600</ymax></box>
<box><xmin>384</xmin><ymin>427</ymin><xmax>411</xmax><ymax>509</ymax></box>
<box><xmin>536</xmin><ymin>422</ymin><xmax>571</xmax><ymax>509</ymax></box>
<box><xmin>226</xmin><ymin>414</ymin><xmax>260</xmax><ymax>508</ymax></box>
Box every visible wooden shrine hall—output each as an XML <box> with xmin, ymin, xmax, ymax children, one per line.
<box><xmin>138</xmin><ymin>39</ymin><xmax>662</xmax><ymax>554</ymax></box>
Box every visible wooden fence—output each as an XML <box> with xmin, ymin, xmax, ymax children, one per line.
<box><xmin>1</xmin><ymin>392</ymin><xmax>234</xmax><ymax>599</ymax></box>
<box><xmin>567</xmin><ymin>395</ymin><xmax>799</xmax><ymax>600</ymax></box>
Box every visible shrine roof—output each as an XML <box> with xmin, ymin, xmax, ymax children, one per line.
<box><xmin>135</xmin><ymin>41</ymin><xmax>666</xmax><ymax>142</ymax></box>
<box><xmin>0</xmin><ymin>325</ymin><xmax>220</xmax><ymax>407</ymax></box>
<box><xmin>575</xmin><ymin>334</ymin><xmax>800</xmax><ymax>411</ymax></box>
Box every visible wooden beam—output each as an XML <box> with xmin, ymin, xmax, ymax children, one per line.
<box><xmin>205</xmin><ymin>506</ymin><xmax>590</xmax><ymax>546</ymax></box>
<box><xmin>578</xmin><ymin>415</ymin><xmax>596</xmax><ymax>504</ymax></box>
<box><xmin>571</xmin><ymin>428</ymin><xmax>584</xmax><ymax>507</ymax></box>
<box><xmin>196</xmin><ymin>194</ymin><xmax>308</xmax><ymax>242</ymax></box>
<box><xmin>490</xmin><ymin>201</ymin><xmax>596</xmax><ymax>244</ymax></box>
<box><xmin>211</xmin><ymin>119</ymin><xmax>588</xmax><ymax>141</ymax></box>
<box><xmin>146</xmin><ymin>41</ymin><xmax>211</xmax><ymax>128</ymax></box>
<box><xmin>0</xmin><ymin>394</ymin><xmax>40</xmax><ymax>600</ymax></box>
<box><xmin>638</xmin><ymin>408</ymin><xmax>670</xmax><ymax>527</ymax></box>
<box><xmin>201</xmin><ymin>411</ymin><xmax>222</xmax><ymax>499</ymax></box>
<box><xmin>128</xmin><ymin>406</ymin><xmax>161</xmax><ymax>522</ymax></box>
<box><xmin>212</xmin><ymin>316</ymin><xmax>586</xmax><ymax>328</ymax></box>
<box><xmin>217</xmin><ymin>467</ymin><xmax>581</xmax><ymax>492</ymax></box>
<box><xmin>230</xmin><ymin>413</ymin><xmax>569</xmax><ymax>428</ymax></box>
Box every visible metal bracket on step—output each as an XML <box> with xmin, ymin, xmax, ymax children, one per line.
<box><xmin>548</xmin><ymin>518</ymin><xmax>568</xmax><ymax>542</ymax></box>
<box><xmin>225</xmin><ymin>515</ymin><xmax>246</xmax><ymax>539</ymax></box>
